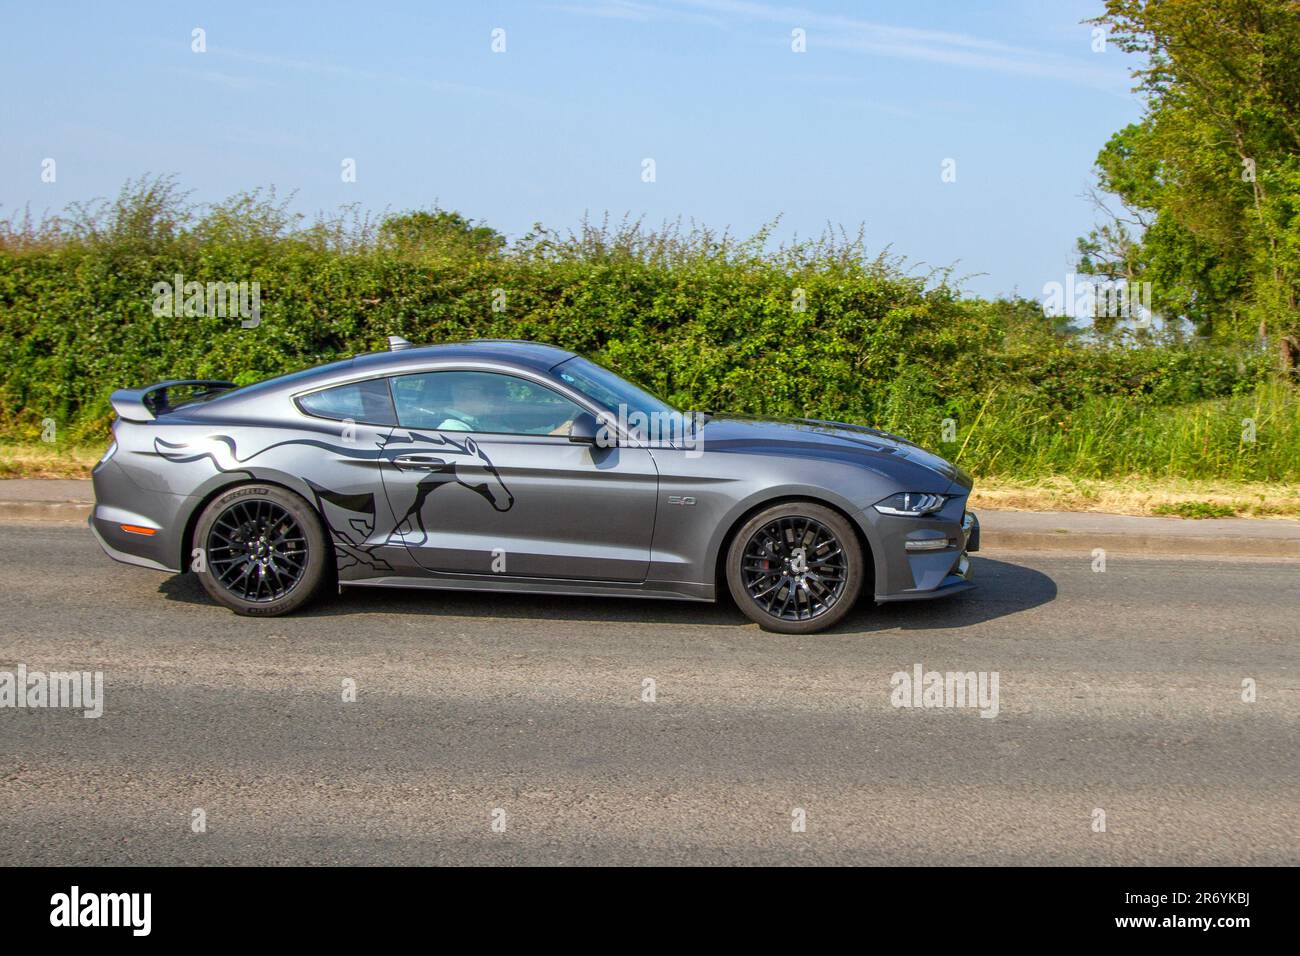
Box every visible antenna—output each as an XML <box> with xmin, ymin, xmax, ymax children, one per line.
<box><xmin>387</xmin><ymin>335</ymin><xmax>413</xmax><ymax>352</ymax></box>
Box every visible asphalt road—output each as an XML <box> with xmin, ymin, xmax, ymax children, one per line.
<box><xmin>0</xmin><ymin>521</ymin><xmax>1295</xmax><ymax>865</ymax></box>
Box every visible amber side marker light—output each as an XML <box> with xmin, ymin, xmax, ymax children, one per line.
<box><xmin>120</xmin><ymin>524</ymin><xmax>157</xmax><ymax>536</ymax></box>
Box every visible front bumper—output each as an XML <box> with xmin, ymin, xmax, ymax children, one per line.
<box><xmin>867</xmin><ymin>505</ymin><xmax>979</xmax><ymax>603</ymax></box>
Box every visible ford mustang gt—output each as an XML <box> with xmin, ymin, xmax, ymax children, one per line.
<box><xmin>91</xmin><ymin>338</ymin><xmax>979</xmax><ymax>633</ymax></box>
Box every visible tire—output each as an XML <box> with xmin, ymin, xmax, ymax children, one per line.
<box><xmin>192</xmin><ymin>483</ymin><xmax>329</xmax><ymax>616</ymax></box>
<box><xmin>725</xmin><ymin>501</ymin><xmax>864</xmax><ymax>634</ymax></box>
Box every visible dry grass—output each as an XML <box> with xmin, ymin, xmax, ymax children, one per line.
<box><xmin>972</xmin><ymin>475</ymin><xmax>1300</xmax><ymax>518</ymax></box>
<box><xmin>2</xmin><ymin>444</ymin><xmax>1298</xmax><ymax>518</ymax></box>
<box><xmin>0</xmin><ymin>443</ymin><xmax>101</xmax><ymax>479</ymax></box>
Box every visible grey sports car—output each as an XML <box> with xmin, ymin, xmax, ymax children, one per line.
<box><xmin>91</xmin><ymin>338</ymin><xmax>979</xmax><ymax>633</ymax></box>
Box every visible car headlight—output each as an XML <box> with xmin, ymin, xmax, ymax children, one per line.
<box><xmin>873</xmin><ymin>492</ymin><xmax>947</xmax><ymax>516</ymax></box>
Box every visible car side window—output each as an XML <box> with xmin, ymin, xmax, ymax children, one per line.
<box><xmin>297</xmin><ymin>378</ymin><xmax>397</xmax><ymax>426</ymax></box>
<box><xmin>390</xmin><ymin>371</ymin><xmax>583</xmax><ymax>436</ymax></box>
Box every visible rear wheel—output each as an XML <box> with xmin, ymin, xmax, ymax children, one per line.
<box><xmin>725</xmin><ymin>502</ymin><xmax>864</xmax><ymax>634</ymax></box>
<box><xmin>193</xmin><ymin>484</ymin><xmax>328</xmax><ymax>616</ymax></box>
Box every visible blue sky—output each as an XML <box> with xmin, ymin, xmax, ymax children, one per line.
<box><xmin>1</xmin><ymin>0</ymin><xmax>1143</xmax><ymax>298</ymax></box>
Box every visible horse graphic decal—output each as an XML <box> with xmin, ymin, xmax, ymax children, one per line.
<box><xmin>303</xmin><ymin>479</ymin><xmax>395</xmax><ymax>575</ymax></box>
<box><xmin>385</xmin><ymin>431</ymin><xmax>514</xmax><ymax>547</ymax></box>
<box><xmin>153</xmin><ymin>429</ymin><xmax>515</xmax><ymax>566</ymax></box>
<box><xmin>153</xmin><ymin>433</ymin><xmax>389</xmax><ymax>472</ymax></box>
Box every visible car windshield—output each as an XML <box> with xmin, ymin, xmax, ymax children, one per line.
<box><xmin>551</xmin><ymin>356</ymin><xmax>679</xmax><ymax>423</ymax></box>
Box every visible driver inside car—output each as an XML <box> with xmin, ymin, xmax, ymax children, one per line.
<box><xmin>436</xmin><ymin>376</ymin><xmax>504</xmax><ymax>431</ymax></box>
<box><xmin>435</xmin><ymin>376</ymin><xmax>574</xmax><ymax>435</ymax></box>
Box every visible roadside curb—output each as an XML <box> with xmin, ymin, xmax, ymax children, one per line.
<box><xmin>0</xmin><ymin>501</ymin><xmax>90</xmax><ymax>523</ymax></box>
<box><xmin>979</xmin><ymin>528</ymin><xmax>1300</xmax><ymax>558</ymax></box>
<box><xmin>0</xmin><ymin>478</ymin><xmax>88</xmax><ymax>524</ymax></box>
<box><xmin>976</xmin><ymin>508</ymin><xmax>1300</xmax><ymax>558</ymax></box>
<box><xmin>2</xmin><ymin>480</ymin><xmax>1298</xmax><ymax>558</ymax></box>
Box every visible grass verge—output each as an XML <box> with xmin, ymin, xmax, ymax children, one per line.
<box><xmin>0</xmin><ymin>443</ymin><xmax>102</xmax><ymax>479</ymax></box>
<box><xmin>972</xmin><ymin>476</ymin><xmax>1300</xmax><ymax>518</ymax></box>
<box><xmin>3</xmin><ymin>443</ymin><xmax>1298</xmax><ymax>518</ymax></box>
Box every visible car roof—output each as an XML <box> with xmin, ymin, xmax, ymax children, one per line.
<box><xmin>352</xmin><ymin>339</ymin><xmax>576</xmax><ymax>374</ymax></box>
<box><xmin>175</xmin><ymin>340</ymin><xmax>581</xmax><ymax>420</ymax></box>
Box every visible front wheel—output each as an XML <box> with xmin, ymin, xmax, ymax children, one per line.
<box><xmin>725</xmin><ymin>502</ymin><xmax>864</xmax><ymax>634</ymax></box>
<box><xmin>193</xmin><ymin>483</ymin><xmax>329</xmax><ymax>616</ymax></box>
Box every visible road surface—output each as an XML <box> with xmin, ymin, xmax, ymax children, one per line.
<box><xmin>0</xmin><ymin>521</ymin><xmax>1295</xmax><ymax>865</ymax></box>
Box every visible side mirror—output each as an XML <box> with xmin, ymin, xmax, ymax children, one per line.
<box><xmin>568</xmin><ymin>411</ymin><xmax>600</xmax><ymax>444</ymax></box>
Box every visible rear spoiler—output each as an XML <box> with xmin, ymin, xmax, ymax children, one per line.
<box><xmin>109</xmin><ymin>380</ymin><xmax>238</xmax><ymax>422</ymax></box>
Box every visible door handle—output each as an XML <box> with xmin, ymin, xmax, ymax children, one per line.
<box><xmin>393</xmin><ymin>454</ymin><xmax>447</xmax><ymax>471</ymax></box>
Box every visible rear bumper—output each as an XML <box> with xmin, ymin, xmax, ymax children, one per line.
<box><xmin>88</xmin><ymin>516</ymin><xmax>174</xmax><ymax>572</ymax></box>
<box><xmin>89</xmin><ymin>459</ymin><xmax>188</xmax><ymax>572</ymax></box>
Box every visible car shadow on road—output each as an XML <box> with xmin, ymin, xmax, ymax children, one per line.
<box><xmin>842</xmin><ymin>555</ymin><xmax>1058</xmax><ymax>634</ymax></box>
<box><xmin>158</xmin><ymin>555</ymin><xmax>1055</xmax><ymax>633</ymax></box>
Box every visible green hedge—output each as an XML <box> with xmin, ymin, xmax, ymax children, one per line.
<box><xmin>0</xmin><ymin>185</ymin><xmax>1291</xmax><ymax>479</ymax></box>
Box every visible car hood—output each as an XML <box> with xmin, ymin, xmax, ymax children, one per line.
<box><xmin>691</xmin><ymin>414</ymin><xmax>973</xmax><ymax>492</ymax></box>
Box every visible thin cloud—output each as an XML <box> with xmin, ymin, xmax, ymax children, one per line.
<box><xmin>623</xmin><ymin>0</ymin><xmax>1131</xmax><ymax>90</ymax></box>
<box><xmin>143</xmin><ymin>35</ymin><xmax>508</xmax><ymax>98</ymax></box>
<box><xmin>165</xmin><ymin>67</ymin><xmax>266</xmax><ymax>93</ymax></box>
<box><xmin>210</xmin><ymin>46</ymin><xmax>498</xmax><ymax>97</ymax></box>
<box><xmin>543</xmin><ymin>0</ymin><xmax>726</xmax><ymax>26</ymax></box>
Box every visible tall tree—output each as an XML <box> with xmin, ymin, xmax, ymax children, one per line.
<box><xmin>1082</xmin><ymin>0</ymin><xmax>1300</xmax><ymax>370</ymax></box>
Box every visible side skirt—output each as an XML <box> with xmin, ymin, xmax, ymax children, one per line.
<box><xmin>343</xmin><ymin>574</ymin><xmax>714</xmax><ymax>603</ymax></box>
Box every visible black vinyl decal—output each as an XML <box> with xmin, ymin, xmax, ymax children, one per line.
<box><xmin>154</xmin><ymin>430</ymin><xmax>515</xmax><ymax>575</ymax></box>
<box><xmin>303</xmin><ymin>478</ymin><xmax>395</xmax><ymax>575</ymax></box>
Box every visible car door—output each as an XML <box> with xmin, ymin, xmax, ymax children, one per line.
<box><xmin>380</xmin><ymin>368</ymin><xmax>659</xmax><ymax>581</ymax></box>
<box><xmin>289</xmin><ymin>376</ymin><xmax>402</xmax><ymax>580</ymax></box>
